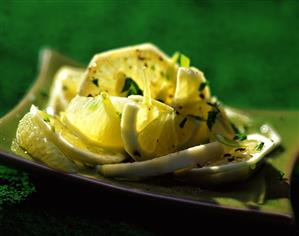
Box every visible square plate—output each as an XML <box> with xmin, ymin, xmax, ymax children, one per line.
<box><xmin>0</xmin><ymin>49</ymin><xmax>298</xmax><ymax>226</ymax></box>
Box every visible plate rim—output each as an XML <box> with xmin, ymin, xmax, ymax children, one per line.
<box><xmin>0</xmin><ymin>48</ymin><xmax>296</xmax><ymax>226</ymax></box>
<box><xmin>0</xmin><ymin>148</ymin><xmax>294</xmax><ymax>226</ymax></box>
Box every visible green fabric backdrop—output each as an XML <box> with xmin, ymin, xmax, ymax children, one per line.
<box><xmin>0</xmin><ymin>1</ymin><xmax>298</xmax><ymax>235</ymax></box>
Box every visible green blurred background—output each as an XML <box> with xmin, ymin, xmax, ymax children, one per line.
<box><xmin>0</xmin><ymin>1</ymin><xmax>299</xmax><ymax>235</ymax></box>
<box><xmin>0</xmin><ymin>0</ymin><xmax>299</xmax><ymax>117</ymax></box>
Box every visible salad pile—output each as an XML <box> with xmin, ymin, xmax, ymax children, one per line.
<box><xmin>15</xmin><ymin>43</ymin><xmax>280</xmax><ymax>182</ymax></box>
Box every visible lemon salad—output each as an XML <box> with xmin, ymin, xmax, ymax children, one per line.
<box><xmin>15</xmin><ymin>43</ymin><xmax>280</xmax><ymax>183</ymax></box>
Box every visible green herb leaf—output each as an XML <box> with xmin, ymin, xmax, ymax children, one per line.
<box><xmin>40</xmin><ymin>91</ymin><xmax>48</xmax><ymax>98</ymax></box>
<box><xmin>198</xmin><ymin>81</ymin><xmax>209</xmax><ymax>92</ymax></box>
<box><xmin>121</xmin><ymin>78</ymin><xmax>143</xmax><ymax>96</ymax></box>
<box><xmin>187</xmin><ymin>114</ymin><xmax>206</xmax><ymax>121</ymax></box>
<box><xmin>179</xmin><ymin>117</ymin><xmax>187</xmax><ymax>128</ymax></box>
<box><xmin>230</xmin><ymin>122</ymin><xmax>240</xmax><ymax>133</ymax></box>
<box><xmin>234</xmin><ymin>133</ymin><xmax>247</xmax><ymax>141</ymax></box>
<box><xmin>279</xmin><ymin>171</ymin><xmax>286</xmax><ymax>181</ymax></box>
<box><xmin>180</xmin><ymin>54</ymin><xmax>190</xmax><ymax>67</ymax></box>
<box><xmin>116</xmin><ymin>112</ymin><xmax>122</xmax><ymax>119</ymax></box>
<box><xmin>92</xmin><ymin>78</ymin><xmax>99</xmax><ymax>87</ymax></box>
<box><xmin>215</xmin><ymin>134</ymin><xmax>240</xmax><ymax>147</ymax></box>
<box><xmin>43</xmin><ymin>117</ymin><xmax>50</xmax><ymax>123</ymax></box>
<box><xmin>255</xmin><ymin>142</ymin><xmax>265</xmax><ymax>151</ymax></box>
<box><xmin>207</xmin><ymin>110</ymin><xmax>219</xmax><ymax>130</ymax></box>
<box><xmin>171</xmin><ymin>51</ymin><xmax>180</xmax><ymax>64</ymax></box>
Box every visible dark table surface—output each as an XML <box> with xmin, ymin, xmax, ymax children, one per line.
<box><xmin>0</xmin><ymin>1</ymin><xmax>298</xmax><ymax>235</ymax></box>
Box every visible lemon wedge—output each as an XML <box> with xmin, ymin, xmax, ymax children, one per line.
<box><xmin>16</xmin><ymin>106</ymin><xmax>77</xmax><ymax>172</ymax></box>
<box><xmin>121</xmin><ymin>98</ymin><xmax>177</xmax><ymax>161</ymax></box>
<box><xmin>48</xmin><ymin>66</ymin><xmax>84</xmax><ymax>113</ymax></box>
<box><xmin>62</xmin><ymin>93</ymin><xmax>132</xmax><ymax>150</ymax></box>
<box><xmin>173</xmin><ymin>67</ymin><xmax>210</xmax><ymax>107</ymax></box>
<box><xmin>79</xmin><ymin>43</ymin><xmax>178</xmax><ymax>104</ymax></box>
<box><xmin>17</xmin><ymin>105</ymin><xmax>126</xmax><ymax>167</ymax></box>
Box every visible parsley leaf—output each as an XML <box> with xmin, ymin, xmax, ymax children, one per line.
<box><xmin>180</xmin><ymin>54</ymin><xmax>190</xmax><ymax>67</ymax></box>
<box><xmin>215</xmin><ymin>134</ymin><xmax>240</xmax><ymax>147</ymax></box>
<box><xmin>198</xmin><ymin>81</ymin><xmax>209</xmax><ymax>92</ymax></box>
<box><xmin>207</xmin><ymin>109</ymin><xmax>219</xmax><ymax>130</ymax></box>
<box><xmin>234</xmin><ymin>133</ymin><xmax>247</xmax><ymax>141</ymax></box>
<box><xmin>121</xmin><ymin>78</ymin><xmax>143</xmax><ymax>96</ymax></box>
<box><xmin>116</xmin><ymin>112</ymin><xmax>122</xmax><ymax>119</ymax></box>
<box><xmin>279</xmin><ymin>171</ymin><xmax>286</xmax><ymax>181</ymax></box>
<box><xmin>179</xmin><ymin>117</ymin><xmax>187</xmax><ymax>128</ymax></box>
<box><xmin>92</xmin><ymin>78</ymin><xmax>99</xmax><ymax>87</ymax></box>
<box><xmin>171</xmin><ymin>51</ymin><xmax>180</xmax><ymax>64</ymax></box>
<box><xmin>255</xmin><ymin>142</ymin><xmax>265</xmax><ymax>151</ymax></box>
<box><xmin>43</xmin><ymin>117</ymin><xmax>50</xmax><ymax>123</ymax></box>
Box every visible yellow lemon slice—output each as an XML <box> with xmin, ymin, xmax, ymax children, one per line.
<box><xmin>121</xmin><ymin>95</ymin><xmax>177</xmax><ymax>161</ymax></box>
<box><xmin>48</xmin><ymin>66</ymin><xmax>84</xmax><ymax>113</ymax></box>
<box><xmin>79</xmin><ymin>43</ymin><xmax>178</xmax><ymax>104</ymax></box>
<box><xmin>16</xmin><ymin>106</ymin><xmax>77</xmax><ymax>172</ymax></box>
<box><xmin>62</xmin><ymin>93</ymin><xmax>132</xmax><ymax>150</ymax></box>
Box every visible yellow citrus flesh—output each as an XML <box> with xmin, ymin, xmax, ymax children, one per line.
<box><xmin>36</xmin><ymin>108</ymin><xmax>126</xmax><ymax>165</ymax></box>
<box><xmin>16</xmin><ymin>106</ymin><xmax>77</xmax><ymax>172</ymax></box>
<box><xmin>173</xmin><ymin>67</ymin><xmax>210</xmax><ymax>108</ymax></box>
<box><xmin>48</xmin><ymin>66</ymin><xmax>85</xmax><ymax>113</ymax></box>
<box><xmin>121</xmin><ymin>93</ymin><xmax>183</xmax><ymax>161</ymax></box>
<box><xmin>79</xmin><ymin>43</ymin><xmax>178</xmax><ymax>104</ymax></box>
<box><xmin>62</xmin><ymin>93</ymin><xmax>132</xmax><ymax>150</ymax></box>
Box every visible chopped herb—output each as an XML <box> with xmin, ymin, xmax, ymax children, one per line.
<box><xmin>199</xmin><ymin>93</ymin><xmax>205</xmax><ymax>99</ymax></box>
<box><xmin>180</xmin><ymin>53</ymin><xmax>190</xmax><ymax>67</ymax></box>
<box><xmin>89</xmin><ymin>102</ymin><xmax>99</xmax><ymax>111</ymax></box>
<box><xmin>215</xmin><ymin>134</ymin><xmax>240</xmax><ymax>147</ymax></box>
<box><xmin>235</xmin><ymin>147</ymin><xmax>246</xmax><ymax>152</ymax></box>
<box><xmin>62</xmin><ymin>85</ymin><xmax>68</xmax><ymax>91</ymax></box>
<box><xmin>230</xmin><ymin>122</ymin><xmax>240</xmax><ymax>133</ymax></box>
<box><xmin>92</xmin><ymin>78</ymin><xmax>99</xmax><ymax>87</ymax></box>
<box><xmin>40</xmin><ymin>91</ymin><xmax>48</xmax><ymax>98</ymax></box>
<box><xmin>179</xmin><ymin>117</ymin><xmax>187</xmax><ymax>128</ymax></box>
<box><xmin>234</xmin><ymin>133</ymin><xmax>247</xmax><ymax>141</ymax></box>
<box><xmin>150</xmin><ymin>65</ymin><xmax>155</xmax><ymax>71</ymax></box>
<box><xmin>87</xmin><ymin>94</ymin><xmax>93</xmax><ymax>97</ymax></box>
<box><xmin>171</xmin><ymin>51</ymin><xmax>180</xmax><ymax>63</ymax></box>
<box><xmin>206</xmin><ymin>102</ymin><xmax>220</xmax><ymax>109</ymax></box>
<box><xmin>187</xmin><ymin>114</ymin><xmax>205</xmax><ymax>121</ymax></box>
<box><xmin>43</xmin><ymin>117</ymin><xmax>50</xmax><ymax>123</ymax></box>
<box><xmin>224</xmin><ymin>153</ymin><xmax>231</xmax><ymax>157</ymax></box>
<box><xmin>133</xmin><ymin>150</ymin><xmax>141</xmax><ymax>157</ymax></box>
<box><xmin>51</xmin><ymin>126</ymin><xmax>56</xmax><ymax>133</ymax></box>
<box><xmin>198</xmin><ymin>81</ymin><xmax>210</xmax><ymax>92</ymax></box>
<box><xmin>279</xmin><ymin>171</ymin><xmax>286</xmax><ymax>181</ymax></box>
<box><xmin>116</xmin><ymin>112</ymin><xmax>122</xmax><ymax>119</ymax></box>
<box><xmin>255</xmin><ymin>142</ymin><xmax>265</xmax><ymax>151</ymax></box>
<box><xmin>207</xmin><ymin>109</ymin><xmax>219</xmax><ymax>130</ymax></box>
<box><xmin>121</xmin><ymin>78</ymin><xmax>143</xmax><ymax>96</ymax></box>
<box><xmin>227</xmin><ymin>156</ymin><xmax>235</xmax><ymax>162</ymax></box>
<box><xmin>231</xmin><ymin>123</ymin><xmax>247</xmax><ymax>141</ymax></box>
<box><xmin>157</xmin><ymin>99</ymin><xmax>165</xmax><ymax>103</ymax></box>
